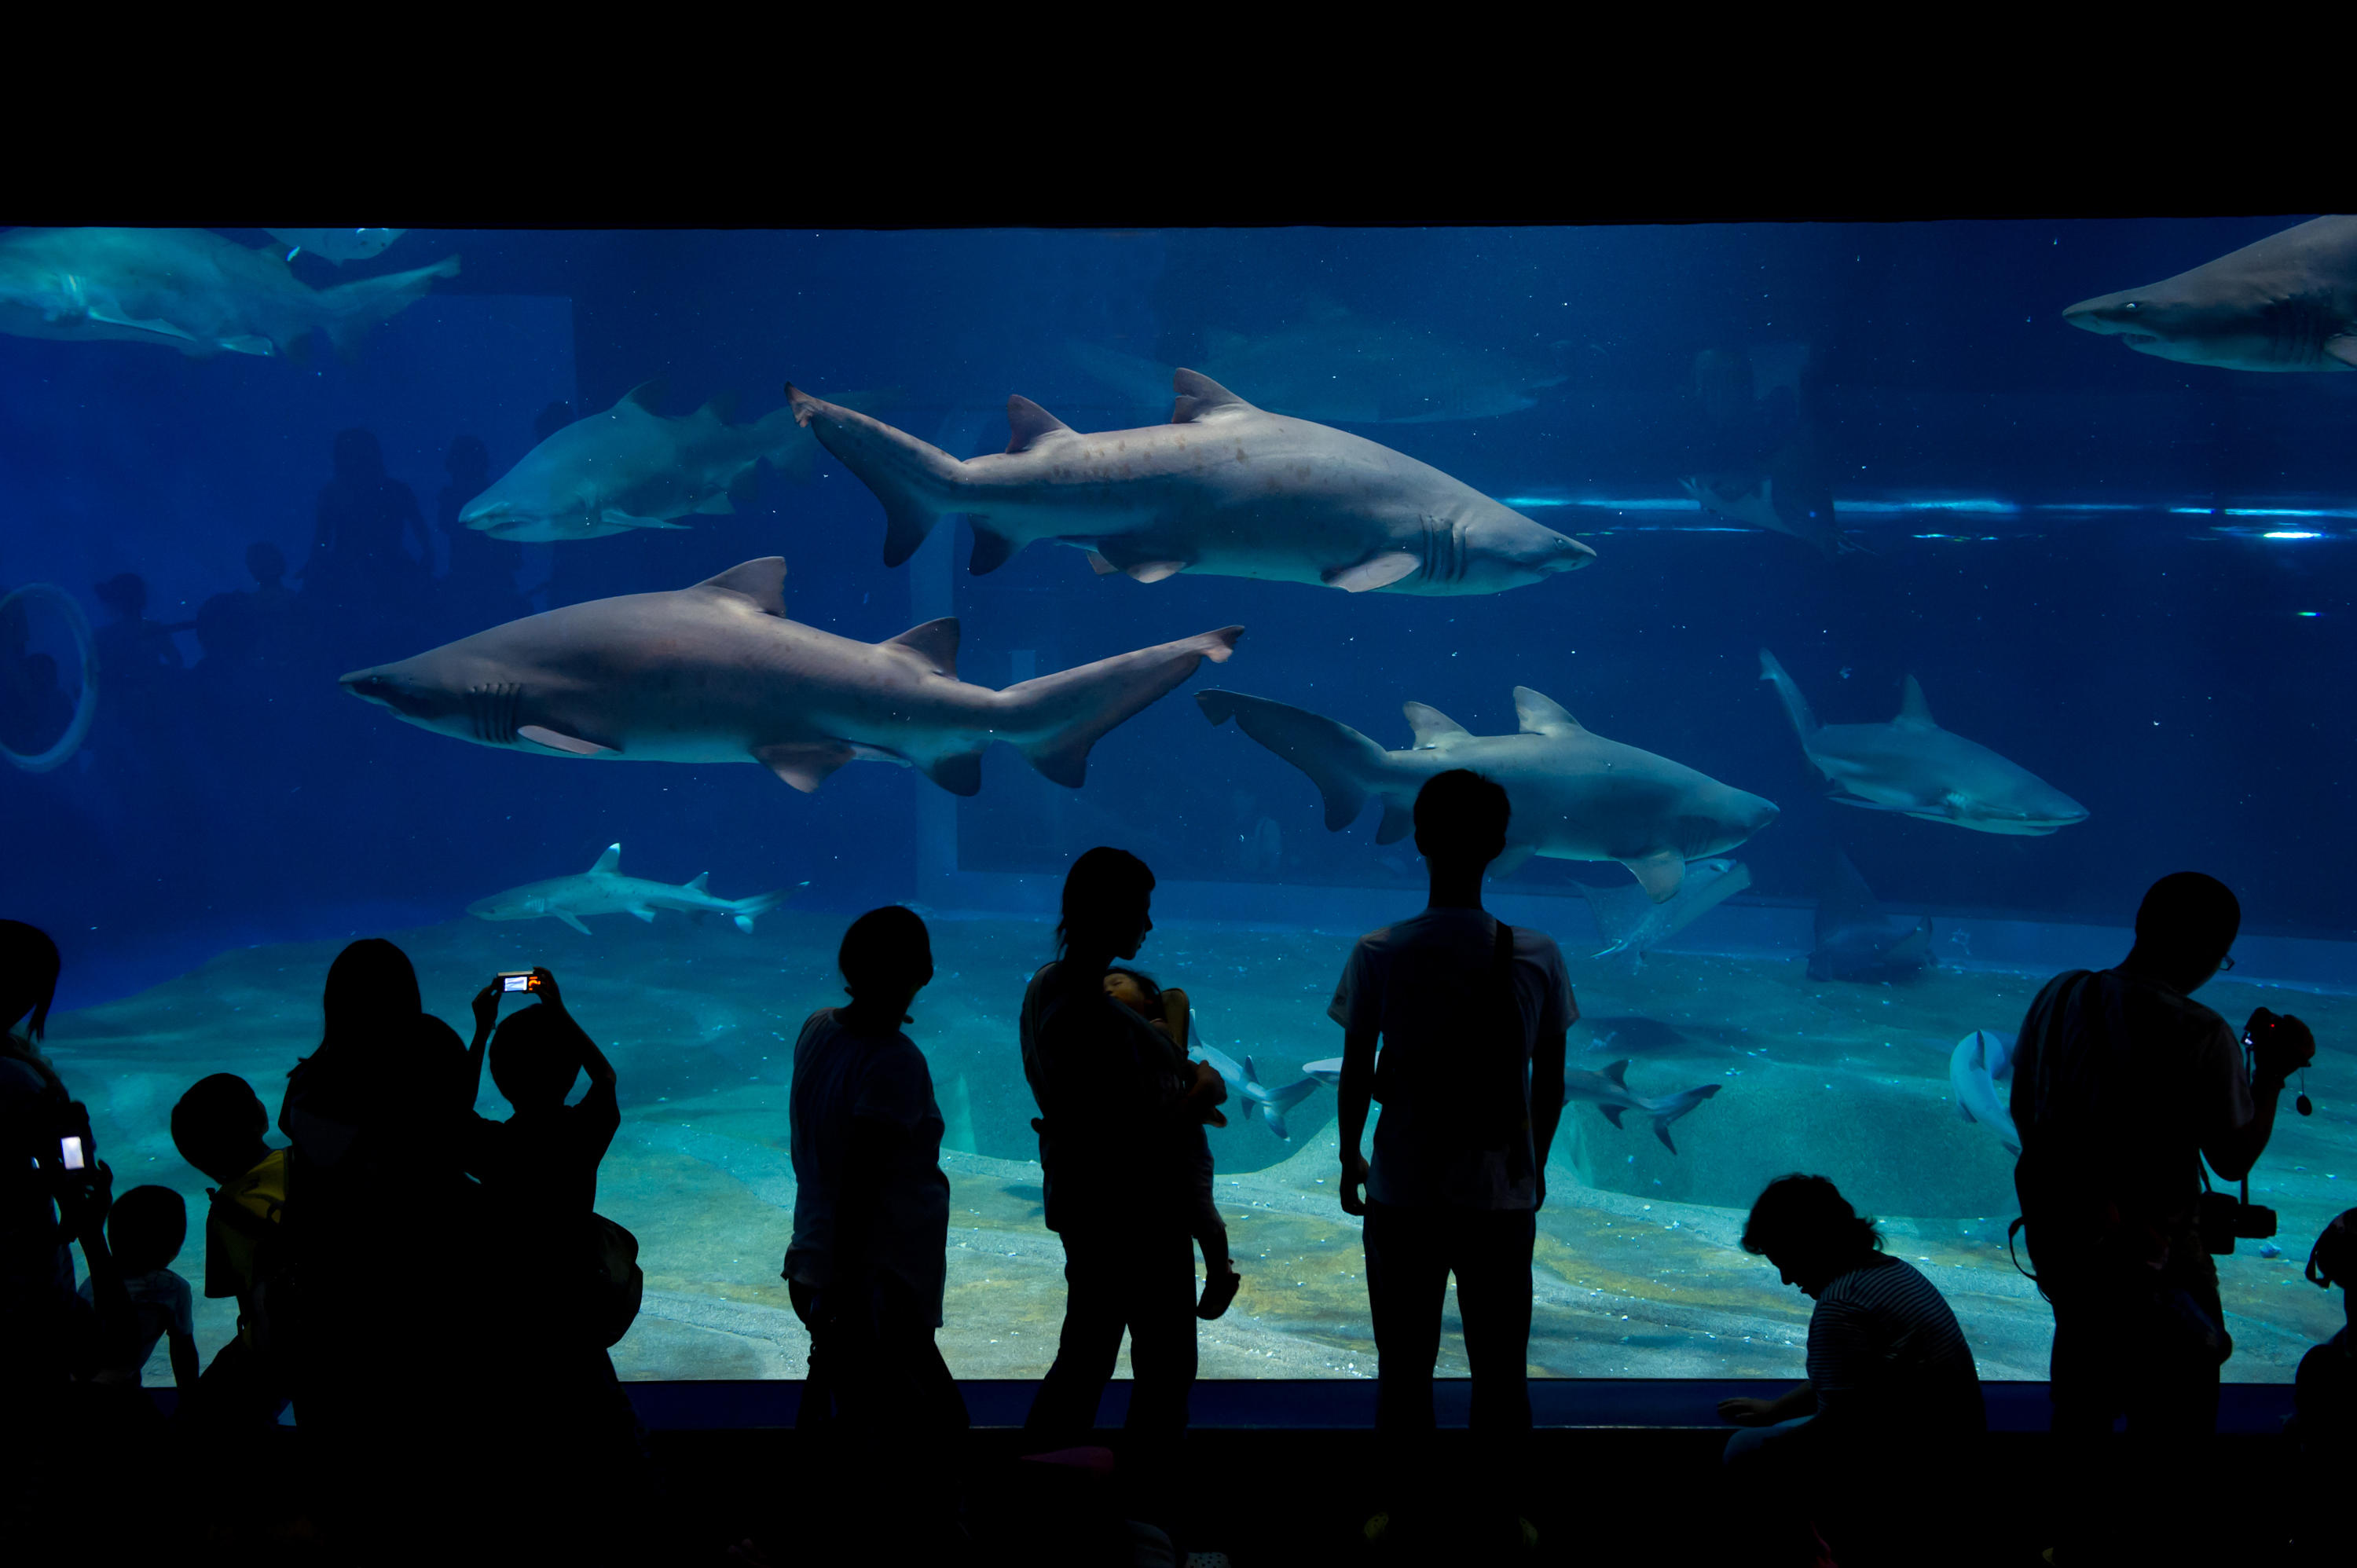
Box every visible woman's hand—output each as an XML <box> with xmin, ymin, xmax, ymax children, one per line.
<box><xmin>1338</xmin><ymin>1149</ymin><xmax>1369</xmax><ymax>1217</ymax></box>
<box><xmin>1717</xmin><ymin>1396</ymin><xmax>1776</xmax><ymax>1426</ymax></box>
<box><xmin>471</xmin><ymin>980</ymin><xmax>503</xmax><ymax>1038</ymax></box>
<box><xmin>530</xmin><ymin>967</ymin><xmax>565</xmax><ymax>1012</ymax></box>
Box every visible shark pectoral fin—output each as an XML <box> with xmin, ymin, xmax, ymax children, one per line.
<box><xmin>692</xmin><ymin>493</ymin><xmax>736</xmax><ymax>515</ymax></box>
<box><xmin>217</xmin><ymin>335</ymin><xmax>277</xmax><ymax>357</ymax></box>
<box><xmin>1086</xmin><ymin>551</ymin><xmax>1121</xmax><ymax>576</ymax></box>
<box><xmin>918</xmin><ymin>749</ymin><xmax>987</xmax><ymax>797</ymax></box>
<box><xmin>1654</xmin><ymin>1121</ymin><xmax>1679</xmax><ymax>1154</ymax></box>
<box><xmin>602</xmin><ymin>508</ymin><xmax>690</xmax><ymax>531</ymax></box>
<box><xmin>517</xmin><ymin>725</ymin><xmax>614</xmax><ymax>756</ymax></box>
<box><xmin>2326</xmin><ymin>335</ymin><xmax>2357</xmax><ymax>369</ymax></box>
<box><xmin>83</xmin><ymin>302</ymin><xmax>200</xmax><ymax>343</ymax></box>
<box><xmin>733</xmin><ymin>914</ymin><xmax>756</xmax><ymax>934</ymax></box>
<box><xmin>627</xmin><ymin>906</ymin><xmax>656</xmax><ymax>923</ymax></box>
<box><xmin>1124</xmin><ymin>561</ymin><xmax>1189</xmax><ymax>584</ymax></box>
<box><xmin>1264</xmin><ymin>1108</ymin><xmax>1291</xmax><ymax>1141</ymax></box>
<box><xmin>756</xmin><ymin>742</ymin><xmax>856</xmax><ymax>792</ymax></box>
<box><xmin>1959</xmin><ymin>1101</ymin><xmax>1978</xmax><ymax>1124</ymax></box>
<box><xmin>1322</xmin><ymin>551</ymin><xmax>1419</xmax><ymax>593</ymax></box>
<box><xmin>1489</xmin><ymin>844</ymin><xmax>1537</xmax><ymax>879</ymax></box>
<box><xmin>1373</xmin><ymin>798</ymin><xmax>1417</xmax><ymax>845</ymax></box>
<box><xmin>1597</xmin><ymin>1105</ymin><xmax>1627</xmax><ymax>1128</ymax></box>
<box><xmin>1624</xmin><ymin>849</ymin><xmax>1687</xmax><ymax>903</ymax></box>
<box><xmin>557</xmin><ymin>912</ymin><xmax>592</xmax><ymax>935</ymax></box>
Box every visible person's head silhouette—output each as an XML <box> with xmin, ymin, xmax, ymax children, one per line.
<box><xmin>838</xmin><ymin>904</ymin><xmax>935</xmax><ymax>1032</ymax></box>
<box><xmin>1056</xmin><ymin>847</ymin><xmax>1155</xmax><ymax>971</ymax></box>
<box><xmin>1741</xmin><ymin>1173</ymin><xmax>1882</xmax><ymax>1298</ymax></box>
<box><xmin>246</xmin><ymin>541</ymin><xmax>287</xmax><ymax>588</ymax></box>
<box><xmin>1413</xmin><ymin>768</ymin><xmax>1511</xmax><ymax>873</ymax></box>
<box><xmin>2126</xmin><ymin>871</ymin><xmax>2242</xmax><ymax>995</ymax></box>
<box><xmin>2</xmin><ymin>918</ymin><xmax>61</xmax><ymax>1042</ymax></box>
<box><xmin>489</xmin><ymin>1004</ymin><xmax>577</xmax><ymax>1111</ymax></box>
<box><xmin>171</xmin><ymin>1072</ymin><xmax>273</xmax><ymax>1185</ymax></box>
<box><xmin>107</xmin><ymin>1185</ymin><xmax>189</xmax><ymax>1276</ymax></box>
<box><xmin>93</xmin><ymin>573</ymin><xmax>148</xmax><ymax>624</ymax></box>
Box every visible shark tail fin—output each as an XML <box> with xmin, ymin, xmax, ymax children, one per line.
<box><xmin>1651</xmin><ymin>1083</ymin><xmax>1722</xmax><ymax>1154</ymax></box>
<box><xmin>1000</xmin><ymin>627</ymin><xmax>1243</xmax><ymax>788</ymax></box>
<box><xmin>1266</xmin><ymin>1077</ymin><xmax>1319</xmax><ymax>1112</ymax></box>
<box><xmin>1197</xmin><ymin>689</ymin><xmax>1390</xmax><ymax>833</ymax></box>
<box><xmin>317</xmin><ymin>255</ymin><xmax>460</xmax><ymax>359</ymax></box>
<box><xmin>1758</xmin><ymin>649</ymin><xmax>1820</xmax><ymax>738</ymax></box>
<box><xmin>783</xmin><ymin>383</ymin><xmax>975</xmax><ymax>569</ymax></box>
<box><xmin>725</xmin><ymin>887</ymin><xmax>796</xmax><ymax>932</ymax></box>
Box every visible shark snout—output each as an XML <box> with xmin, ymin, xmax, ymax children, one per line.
<box><xmin>340</xmin><ymin>667</ymin><xmax>441</xmax><ymax>723</ymax></box>
<box><xmin>1542</xmin><ymin>533</ymin><xmax>1598</xmax><ymax>573</ymax></box>
<box><xmin>2062</xmin><ymin>294</ymin><xmax>2157</xmax><ymax>345</ymax></box>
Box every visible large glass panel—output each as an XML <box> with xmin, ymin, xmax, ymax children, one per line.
<box><xmin>5</xmin><ymin>222</ymin><xmax>2348</xmax><ymax>1386</ymax></box>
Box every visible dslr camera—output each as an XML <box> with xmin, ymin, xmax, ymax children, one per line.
<box><xmin>2198</xmin><ymin>1180</ymin><xmax>2276</xmax><ymax>1255</ymax></box>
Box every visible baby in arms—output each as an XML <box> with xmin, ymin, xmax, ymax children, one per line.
<box><xmin>1105</xmin><ymin>967</ymin><xmax>1242</xmax><ymax>1321</ymax></box>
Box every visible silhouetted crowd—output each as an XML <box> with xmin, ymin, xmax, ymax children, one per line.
<box><xmin>4</xmin><ymin>770</ymin><xmax>2352</xmax><ymax>1566</ymax></box>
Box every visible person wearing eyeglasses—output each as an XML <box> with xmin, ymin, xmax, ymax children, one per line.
<box><xmin>2008</xmin><ymin>872</ymin><xmax>2316</xmax><ymax>1561</ymax></box>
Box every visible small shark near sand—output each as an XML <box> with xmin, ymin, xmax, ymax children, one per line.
<box><xmin>1809</xmin><ymin>848</ymin><xmax>1934</xmax><ymax>982</ymax></box>
<box><xmin>1195</xmin><ymin>1040</ymin><xmax>1321</xmax><ymax>1140</ymax></box>
<box><xmin>1759</xmin><ymin>650</ymin><xmax>2087</xmax><ymax>836</ymax></box>
<box><xmin>469</xmin><ymin>844</ymin><xmax>798</xmax><ymax>935</ymax></box>
<box><xmin>0</xmin><ymin>228</ymin><xmax>456</xmax><ymax>357</ymax></box>
<box><xmin>786</xmin><ymin>371</ymin><xmax>1594</xmax><ymax>593</ymax></box>
<box><xmin>1562</xmin><ymin>1060</ymin><xmax>1721</xmax><ymax>1153</ymax></box>
<box><xmin>1949</xmin><ymin>1028</ymin><xmax>2020</xmax><ymax>1156</ymax></box>
<box><xmin>2062</xmin><ymin>215</ymin><xmax>2357</xmax><ymax>372</ymax></box>
<box><xmin>341</xmin><ymin>557</ymin><xmax>1239</xmax><ymax>796</ymax></box>
<box><xmin>1578</xmin><ymin>857</ymin><xmax>1751</xmax><ymax>971</ymax></box>
<box><xmin>1200</xmin><ymin>687</ymin><xmax>1776</xmax><ymax>903</ymax></box>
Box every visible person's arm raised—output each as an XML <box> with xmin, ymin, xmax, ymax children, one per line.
<box><xmin>532</xmin><ymin>968</ymin><xmax>616</xmax><ymax>1089</ymax></box>
<box><xmin>2205</xmin><ymin>1012</ymin><xmax>2313</xmax><ymax>1181</ymax></box>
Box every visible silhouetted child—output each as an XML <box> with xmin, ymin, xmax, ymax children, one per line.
<box><xmin>2294</xmin><ymin>1208</ymin><xmax>2355</xmax><ymax>1455</ymax></box>
<box><xmin>77</xmin><ymin>1185</ymin><xmax>198</xmax><ymax>1388</ymax></box>
<box><xmin>170</xmin><ymin>1072</ymin><xmax>291</xmax><ymax>1423</ymax></box>
<box><xmin>1105</xmin><ymin>967</ymin><xmax>1241</xmax><ymax>1320</ymax></box>
<box><xmin>478</xmin><ymin>970</ymin><xmax>620</xmax><ymax>1262</ymax></box>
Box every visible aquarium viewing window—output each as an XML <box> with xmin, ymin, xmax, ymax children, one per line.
<box><xmin>4</xmin><ymin>222</ymin><xmax>2351</xmax><ymax>1390</ymax></box>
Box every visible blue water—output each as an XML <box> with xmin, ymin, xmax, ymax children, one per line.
<box><xmin>4</xmin><ymin>221</ymin><xmax>2352</xmax><ymax>1384</ymax></box>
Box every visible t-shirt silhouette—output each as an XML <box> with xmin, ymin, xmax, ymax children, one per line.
<box><xmin>78</xmin><ymin>1266</ymin><xmax>192</xmax><ymax>1385</ymax></box>
<box><xmin>1329</xmin><ymin>908</ymin><xmax>1577</xmax><ymax>1211</ymax></box>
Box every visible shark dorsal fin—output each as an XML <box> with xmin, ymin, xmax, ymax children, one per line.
<box><xmin>1402</xmin><ymin>702</ymin><xmax>1471</xmax><ymax>749</ymax></box>
<box><xmin>684</xmin><ymin>871</ymin><xmax>710</xmax><ymax>892</ymax></box>
<box><xmin>1244</xmin><ymin>1054</ymin><xmax>1261</xmax><ymax>1086</ymax></box>
<box><xmin>696</xmin><ymin>558</ymin><xmax>788</xmax><ymax>617</ymax></box>
<box><xmin>591</xmin><ymin>843</ymin><xmax>621</xmax><ymax>875</ymax></box>
<box><xmin>1005</xmin><ymin>394</ymin><xmax>1075</xmax><ymax>453</ymax></box>
<box><xmin>1512</xmin><ymin>687</ymin><xmax>1582</xmax><ymax>735</ymax></box>
<box><xmin>617</xmin><ymin>377</ymin><xmax>669</xmax><ymax>414</ymax></box>
<box><xmin>1603</xmin><ymin>1059</ymin><xmax>1631</xmax><ymax>1087</ymax></box>
<box><xmin>698</xmin><ymin>390</ymin><xmax>740</xmax><ymax>424</ymax></box>
<box><xmin>1893</xmin><ymin>675</ymin><xmax>1937</xmax><ymax>729</ymax></box>
<box><xmin>885</xmin><ymin>617</ymin><xmax>960</xmax><ymax>678</ymax></box>
<box><xmin>1171</xmin><ymin>368</ymin><xmax>1255</xmax><ymax>424</ymax></box>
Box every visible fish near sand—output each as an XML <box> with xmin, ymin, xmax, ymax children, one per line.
<box><xmin>2062</xmin><ymin>215</ymin><xmax>2357</xmax><ymax>372</ymax></box>
<box><xmin>1578</xmin><ymin>858</ymin><xmax>1751</xmax><ymax>971</ymax></box>
<box><xmin>1199</xmin><ymin>687</ymin><xmax>1776</xmax><ymax>903</ymax></box>
<box><xmin>1809</xmin><ymin>848</ymin><xmax>1933</xmax><ymax>982</ymax></box>
<box><xmin>1759</xmin><ymin>651</ymin><xmax>2087</xmax><ymax>836</ymax></box>
<box><xmin>460</xmin><ymin>381</ymin><xmax>835</xmax><ymax>543</ymax></box>
<box><xmin>786</xmin><ymin>371</ymin><xmax>1595</xmax><ymax>593</ymax></box>
<box><xmin>1949</xmin><ymin>1028</ymin><xmax>2020</xmax><ymax>1156</ymax></box>
<box><xmin>341</xmin><ymin>556</ymin><xmax>1240</xmax><ymax>797</ymax></box>
<box><xmin>1562</xmin><ymin>1060</ymin><xmax>1721</xmax><ymax>1153</ymax></box>
<box><xmin>0</xmin><ymin>228</ymin><xmax>456</xmax><ymax>357</ymax></box>
<box><xmin>1195</xmin><ymin>1040</ymin><xmax>1321</xmax><ymax>1140</ymax></box>
<box><xmin>267</xmin><ymin>228</ymin><xmax>405</xmax><ymax>264</ymax></box>
<box><xmin>468</xmin><ymin>843</ymin><xmax>798</xmax><ymax>935</ymax></box>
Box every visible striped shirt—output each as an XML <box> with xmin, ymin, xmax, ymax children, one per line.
<box><xmin>1806</xmin><ymin>1255</ymin><xmax>1983</xmax><ymax>1431</ymax></box>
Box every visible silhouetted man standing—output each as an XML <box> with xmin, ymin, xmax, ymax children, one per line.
<box><xmin>1332</xmin><ymin>769</ymin><xmax>1573</xmax><ymax>1552</ymax></box>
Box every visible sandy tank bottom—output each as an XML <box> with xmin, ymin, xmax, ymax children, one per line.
<box><xmin>46</xmin><ymin>909</ymin><xmax>2355</xmax><ymax>1388</ymax></box>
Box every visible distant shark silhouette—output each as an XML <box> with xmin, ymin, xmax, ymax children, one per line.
<box><xmin>1562</xmin><ymin>1061</ymin><xmax>1721</xmax><ymax>1154</ymax></box>
<box><xmin>468</xmin><ymin>844</ymin><xmax>799</xmax><ymax>935</ymax></box>
<box><xmin>1194</xmin><ymin>1039</ymin><xmax>1320</xmax><ymax>1140</ymax></box>
<box><xmin>2062</xmin><ymin>215</ymin><xmax>2357</xmax><ymax>372</ymax></box>
<box><xmin>1577</xmin><ymin>858</ymin><xmax>1751</xmax><ymax>972</ymax></box>
<box><xmin>1949</xmin><ymin>1028</ymin><xmax>2019</xmax><ymax>1156</ymax></box>
<box><xmin>1809</xmin><ymin>848</ymin><xmax>1933</xmax><ymax>981</ymax></box>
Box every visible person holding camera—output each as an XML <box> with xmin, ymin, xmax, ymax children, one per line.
<box><xmin>2011</xmin><ymin>871</ymin><xmax>2315</xmax><ymax>1440</ymax></box>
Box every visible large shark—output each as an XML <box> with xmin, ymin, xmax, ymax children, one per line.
<box><xmin>785</xmin><ymin>372</ymin><xmax>1596</xmax><ymax>593</ymax></box>
<box><xmin>458</xmin><ymin>381</ymin><xmax>841</xmax><ymax>542</ymax></box>
<box><xmin>2062</xmin><ymin>215</ymin><xmax>2357</xmax><ymax>372</ymax></box>
<box><xmin>1759</xmin><ymin>650</ymin><xmax>2087</xmax><ymax>836</ymax></box>
<box><xmin>1577</xmin><ymin>857</ymin><xmax>1752</xmax><ymax>971</ymax></box>
<box><xmin>1065</xmin><ymin>302</ymin><xmax>1567</xmax><ymax>424</ymax></box>
<box><xmin>266</xmin><ymin>228</ymin><xmax>406</xmax><ymax>265</ymax></box>
<box><xmin>1949</xmin><ymin>1028</ymin><xmax>2020</xmax><ymax>1156</ymax></box>
<box><xmin>468</xmin><ymin>843</ymin><xmax>798</xmax><ymax>935</ymax></box>
<box><xmin>1809</xmin><ymin>848</ymin><xmax>1934</xmax><ymax>982</ymax></box>
<box><xmin>1197</xmin><ymin>687</ymin><xmax>1777</xmax><ymax>902</ymax></box>
<box><xmin>0</xmin><ymin>228</ymin><xmax>456</xmax><ymax>357</ymax></box>
<box><xmin>1562</xmin><ymin>1060</ymin><xmax>1722</xmax><ymax>1153</ymax></box>
<box><xmin>1193</xmin><ymin>1039</ymin><xmax>1321</xmax><ymax>1140</ymax></box>
<box><xmin>340</xmin><ymin>556</ymin><xmax>1241</xmax><ymax>796</ymax></box>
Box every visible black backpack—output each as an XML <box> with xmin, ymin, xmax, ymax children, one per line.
<box><xmin>1373</xmin><ymin>919</ymin><xmax>1532</xmax><ymax>1168</ymax></box>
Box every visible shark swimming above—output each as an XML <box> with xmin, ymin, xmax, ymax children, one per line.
<box><xmin>0</xmin><ymin>228</ymin><xmax>456</xmax><ymax>357</ymax></box>
<box><xmin>1578</xmin><ymin>857</ymin><xmax>1752</xmax><ymax>970</ymax></box>
<box><xmin>1065</xmin><ymin>302</ymin><xmax>1568</xmax><ymax>424</ymax></box>
<box><xmin>2062</xmin><ymin>215</ymin><xmax>2357</xmax><ymax>372</ymax></box>
<box><xmin>1809</xmin><ymin>848</ymin><xmax>1934</xmax><ymax>981</ymax></box>
<box><xmin>1198</xmin><ymin>687</ymin><xmax>1777</xmax><ymax>903</ymax></box>
<box><xmin>266</xmin><ymin>228</ymin><xmax>406</xmax><ymax>265</ymax></box>
<box><xmin>1759</xmin><ymin>650</ymin><xmax>2087</xmax><ymax>836</ymax></box>
<box><xmin>1949</xmin><ymin>1028</ymin><xmax>2020</xmax><ymax>1156</ymax></box>
<box><xmin>1562</xmin><ymin>1060</ymin><xmax>1722</xmax><ymax>1153</ymax></box>
<box><xmin>458</xmin><ymin>380</ymin><xmax>854</xmax><ymax>542</ymax></box>
<box><xmin>785</xmin><ymin>371</ymin><xmax>1596</xmax><ymax>593</ymax></box>
<box><xmin>340</xmin><ymin>556</ymin><xmax>1241</xmax><ymax>797</ymax></box>
<box><xmin>1194</xmin><ymin>1039</ymin><xmax>1321</xmax><ymax>1140</ymax></box>
<box><xmin>468</xmin><ymin>843</ymin><xmax>799</xmax><ymax>935</ymax></box>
